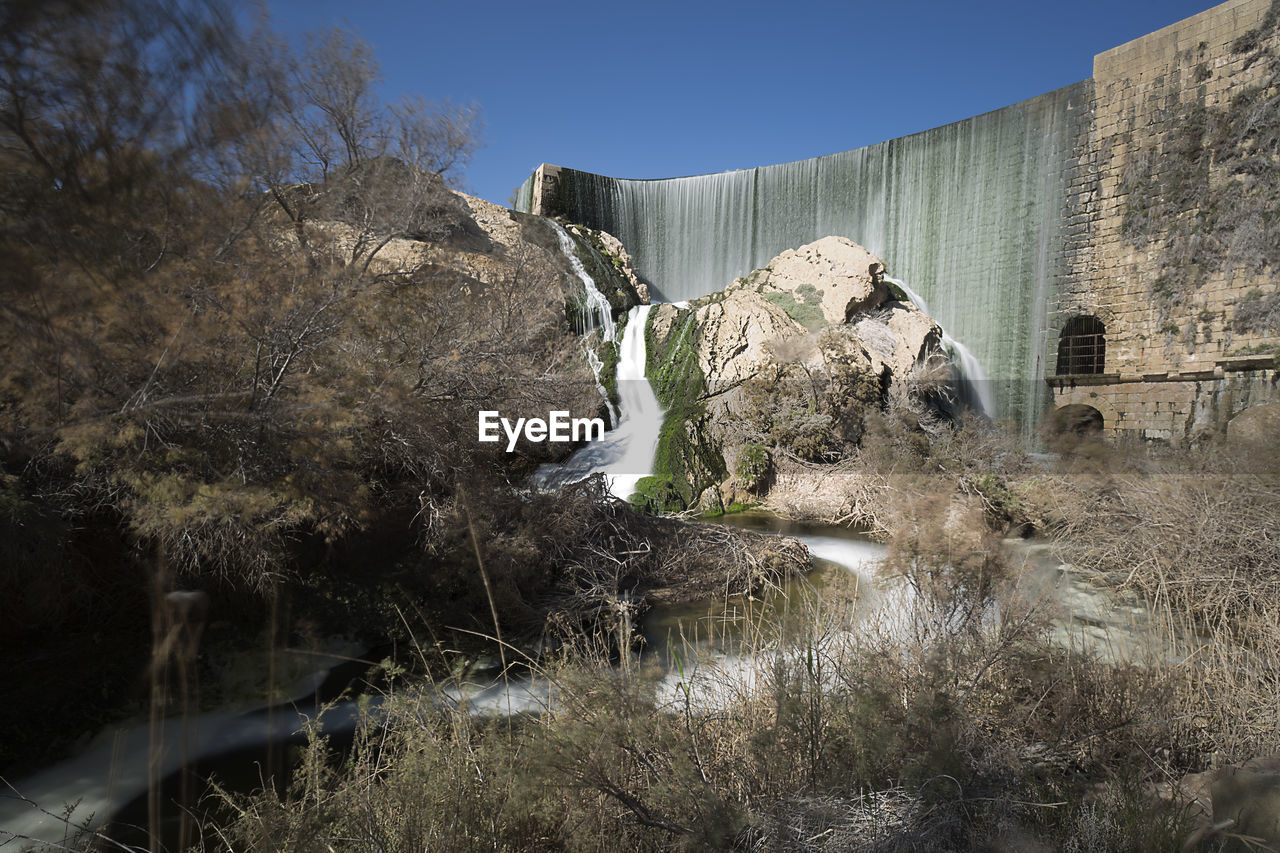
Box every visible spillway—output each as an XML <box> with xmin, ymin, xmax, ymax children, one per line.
<box><xmin>519</xmin><ymin>83</ymin><xmax>1089</xmax><ymax>430</ymax></box>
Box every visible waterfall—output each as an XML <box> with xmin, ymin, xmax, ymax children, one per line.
<box><xmin>526</xmin><ymin>82</ymin><xmax>1089</xmax><ymax>433</ymax></box>
<box><xmin>552</xmin><ymin>221</ymin><xmax>616</xmax><ymax>342</ymax></box>
<box><xmin>513</xmin><ymin>171</ymin><xmax>535</xmax><ymax>217</ymax></box>
<box><xmin>533</xmin><ymin>304</ymin><xmax>662</xmax><ymax>500</ymax></box>
<box><xmin>550</xmin><ymin>221</ymin><xmax>619</xmax><ymax>425</ymax></box>
<box><xmin>888</xmin><ymin>275</ymin><xmax>996</xmax><ymax>417</ymax></box>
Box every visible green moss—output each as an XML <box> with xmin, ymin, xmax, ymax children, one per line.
<box><xmin>764</xmin><ymin>291</ymin><xmax>826</xmax><ymax>332</ymax></box>
<box><xmin>883</xmin><ymin>280</ymin><xmax>909</xmax><ymax>303</ymax></box>
<box><xmin>636</xmin><ymin>309</ymin><xmax>727</xmax><ymax>513</ymax></box>
<box><xmin>597</xmin><ymin>339</ymin><xmax>621</xmax><ymax>409</ymax></box>
<box><xmin>698</xmin><ymin>500</ymin><xmax>756</xmax><ymax>519</ymax></box>
<box><xmin>562</xmin><ymin>224</ymin><xmax>642</xmax><ymax>318</ymax></box>
<box><xmin>734</xmin><ymin>442</ymin><xmax>771</xmax><ymax>493</ymax></box>
<box><xmin>794</xmin><ymin>282</ymin><xmax>821</xmax><ymax>303</ymax></box>
<box><xmin>629</xmin><ymin>474</ymin><xmax>684</xmax><ymax>514</ymax></box>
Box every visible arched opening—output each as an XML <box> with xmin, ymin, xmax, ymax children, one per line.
<box><xmin>1047</xmin><ymin>404</ymin><xmax>1104</xmax><ymax>437</ymax></box>
<box><xmin>1057</xmin><ymin>316</ymin><xmax>1106</xmax><ymax>375</ymax></box>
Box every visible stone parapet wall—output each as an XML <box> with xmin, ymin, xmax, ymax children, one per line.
<box><xmin>1050</xmin><ymin>367</ymin><xmax>1278</xmax><ymax>441</ymax></box>
<box><xmin>527</xmin><ymin>164</ymin><xmax>562</xmax><ymax>217</ymax></box>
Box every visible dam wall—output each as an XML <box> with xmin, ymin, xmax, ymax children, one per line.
<box><xmin>1051</xmin><ymin>0</ymin><xmax>1280</xmax><ymax>440</ymax></box>
<box><xmin>520</xmin><ymin>0</ymin><xmax>1280</xmax><ymax>439</ymax></box>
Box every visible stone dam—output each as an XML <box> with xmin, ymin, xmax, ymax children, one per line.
<box><xmin>517</xmin><ymin>0</ymin><xmax>1280</xmax><ymax>442</ymax></box>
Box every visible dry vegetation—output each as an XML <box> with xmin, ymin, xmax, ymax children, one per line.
<box><xmin>1042</xmin><ymin>444</ymin><xmax>1280</xmax><ymax>767</ymax></box>
<box><xmin>34</xmin><ymin>428</ymin><xmax>1258</xmax><ymax>853</ymax></box>
<box><xmin>183</xmin><ymin>441</ymin><xmax>1256</xmax><ymax>852</ymax></box>
<box><xmin>0</xmin><ymin>0</ymin><xmax>597</xmax><ymax>778</ymax></box>
<box><xmin>4</xmin><ymin>3</ymin><xmax>1280</xmax><ymax>852</ymax></box>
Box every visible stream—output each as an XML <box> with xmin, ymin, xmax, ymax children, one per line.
<box><xmin>0</xmin><ymin>511</ymin><xmax>1183</xmax><ymax>852</ymax></box>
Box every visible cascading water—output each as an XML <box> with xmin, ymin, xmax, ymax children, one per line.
<box><xmin>551</xmin><ymin>221</ymin><xmax>619</xmax><ymax>424</ymax></box>
<box><xmin>533</xmin><ymin>303</ymin><xmax>662</xmax><ymax>501</ymax></box>
<box><xmin>888</xmin><ymin>275</ymin><xmax>996</xmax><ymax>417</ymax></box>
<box><xmin>521</xmin><ymin>82</ymin><xmax>1089</xmax><ymax>434</ymax></box>
<box><xmin>553</xmin><ymin>221</ymin><xmax>616</xmax><ymax>342</ymax></box>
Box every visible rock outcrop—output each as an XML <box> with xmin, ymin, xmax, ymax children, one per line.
<box><xmin>1172</xmin><ymin>756</ymin><xmax>1280</xmax><ymax>851</ymax></box>
<box><xmin>1227</xmin><ymin>401</ymin><xmax>1280</xmax><ymax>444</ymax></box>
<box><xmin>638</xmin><ymin>236</ymin><xmax>946</xmax><ymax>513</ymax></box>
<box><xmin>569</xmin><ymin>224</ymin><xmax>649</xmax><ymax>305</ymax></box>
<box><xmin>751</xmin><ymin>236</ymin><xmax>889</xmax><ymax>326</ymax></box>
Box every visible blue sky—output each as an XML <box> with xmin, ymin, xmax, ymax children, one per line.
<box><xmin>266</xmin><ymin>0</ymin><xmax>1219</xmax><ymax>206</ymax></box>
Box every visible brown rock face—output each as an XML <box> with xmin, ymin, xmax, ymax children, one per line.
<box><xmin>1227</xmin><ymin>402</ymin><xmax>1280</xmax><ymax>444</ymax></box>
<box><xmin>682</xmin><ymin>237</ymin><xmax>941</xmax><ymax>401</ymax></box>
<box><xmin>1211</xmin><ymin>771</ymin><xmax>1280</xmax><ymax>851</ymax></box>
<box><xmin>644</xmin><ymin>236</ymin><xmax>945</xmax><ymax>511</ymax></box>
<box><xmin>648</xmin><ymin>291</ymin><xmax>804</xmax><ymax>391</ymax></box>
<box><xmin>748</xmin><ymin>236</ymin><xmax>890</xmax><ymax>325</ymax></box>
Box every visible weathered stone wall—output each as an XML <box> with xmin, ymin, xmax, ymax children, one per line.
<box><xmin>1051</xmin><ymin>0</ymin><xmax>1280</xmax><ymax>440</ymax></box>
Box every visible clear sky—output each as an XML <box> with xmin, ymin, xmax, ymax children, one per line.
<box><xmin>265</xmin><ymin>0</ymin><xmax>1221</xmax><ymax>206</ymax></box>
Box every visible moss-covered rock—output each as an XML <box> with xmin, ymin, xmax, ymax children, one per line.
<box><xmin>637</xmin><ymin>309</ymin><xmax>727</xmax><ymax>512</ymax></box>
<box><xmin>635</xmin><ymin>237</ymin><xmax>948</xmax><ymax>513</ymax></box>
<box><xmin>565</xmin><ymin>223</ymin><xmax>646</xmax><ymax>312</ymax></box>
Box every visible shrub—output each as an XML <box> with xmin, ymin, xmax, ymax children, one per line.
<box><xmin>734</xmin><ymin>443</ymin><xmax>771</xmax><ymax>493</ymax></box>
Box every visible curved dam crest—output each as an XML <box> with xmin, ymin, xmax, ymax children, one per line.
<box><xmin>520</xmin><ymin>83</ymin><xmax>1090</xmax><ymax>430</ymax></box>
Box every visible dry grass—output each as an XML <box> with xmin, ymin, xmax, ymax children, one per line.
<box><xmin>15</xmin><ymin>434</ymin><xmax>1279</xmax><ymax>853</ymax></box>
<box><xmin>1045</xmin><ymin>441</ymin><xmax>1280</xmax><ymax>766</ymax></box>
<box><xmin>193</xmin><ymin>477</ymin><xmax>1224</xmax><ymax>853</ymax></box>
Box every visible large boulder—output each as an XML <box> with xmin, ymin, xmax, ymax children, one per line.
<box><xmin>640</xmin><ymin>237</ymin><xmax>945</xmax><ymax>512</ymax></box>
<box><xmin>648</xmin><ymin>291</ymin><xmax>804</xmax><ymax>390</ymax></box>
<box><xmin>647</xmin><ymin>238</ymin><xmax>939</xmax><ymax>399</ymax></box>
<box><xmin>748</xmin><ymin>235</ymin><xmax>889</xmax><ymax>325</ymax></box>
<box><xmin>1175</xmin><ymin>758</ymin><xmax>1280</xmax><ymax>851</ymax></box>
<box><xmin>1212</xmin><ymin>771</ymin><xmax>1280</xmax><ymax>850</ymax></box>
<box><xmin>1227</xmin><ymin>402</ymin><xmax>1280</xmax><ymax>444</ymax></box>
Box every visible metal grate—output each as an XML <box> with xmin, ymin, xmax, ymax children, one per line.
<box><xmin>1057</xmin><ymin>332</ymin><xmax>1106</xmax><ymax>374</ymax></box>
<box><xmin>1056</xmin><ymin>316</ymin><xmax>1106</xmax><ymax>375</ymax></box>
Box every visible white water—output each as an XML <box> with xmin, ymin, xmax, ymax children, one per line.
<box><xmin>551</xmin><ymin>221</ymin><xmax>619</xmax><ymax>425</ymax></box>
<box><xmin>0</xmin><ymin>533</ymin><xmax>884</xmax><ymax>849</ymax></box>
<box><xmin>648</xmin><ymin>529</ymin><xmax>898</xmax><ymax>710</ymax></box>
<box><xmin>583</xmin><ymin>345</ymin><xmax>617</xmax><ymax>427</ymax></box>
<box><xmin>648</xmin><ymin>528</ymin><xmax>1186</xmax><ymax>712</ymax></box>
<box><xmin>552</xmin><ymin>221</ymin><xmax>615</xmax><ymax>343</ymax></box>
<box><xmin>0</xmin><ymin>643</ymin><xmax>367</xmax><ymax>851</ymax></box>
<box><xmin>888</xmin><ymin>275</ymin><xmax>997</xmax><ymax>417</ymax></box>
<box><xmin>0</xmin><ymin>680</ymin><xmax>556</xmax><ymax>851</ymax></box>
<box><xmin>1</xmin><ymin>527</ymin><xmax>1181</xmax><ymax>850</ymax></box>
<box><xmin>525</xmin><ymin>82</ymin><xmax>1089</xmax><ymax>432</ymax></box>
<box><xmin>533</xmin><ymin>303</ymin><xmax>662</xmax><ymax>500</ymax></box>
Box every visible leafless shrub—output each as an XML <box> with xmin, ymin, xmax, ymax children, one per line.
<box><xmin>1232</xmin><ymin>287</ymin><xmax>1280</xmax><ymax>335</ymax></box>
<box><xmin>744</xmin><ymin>789</ymin><xmax>959</xmax><ymax>852</ymax></box>
<box><xmin>1046</xmin><ymin>446</ymin><xmax>1280</xmax><ymax>762</ymax></box>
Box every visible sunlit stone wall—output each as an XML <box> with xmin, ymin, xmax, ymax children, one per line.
<box><xmin>1053</xmin><ymin>0</ymin><xmax>1280</xmax><ymax>440</ymax></box>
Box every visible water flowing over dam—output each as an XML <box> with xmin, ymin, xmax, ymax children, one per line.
<box><xmin>520</xmin><ymin>83</ymin><xmax>1090</xmax><ymax>428</ymax></box>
